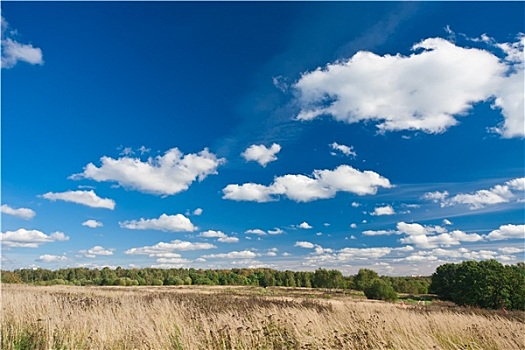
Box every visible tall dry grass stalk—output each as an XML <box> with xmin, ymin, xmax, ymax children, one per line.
<box><xmin>1</xmin><ymin>284</ymin><xmax>524</xmax><ymax>349</ymax></box>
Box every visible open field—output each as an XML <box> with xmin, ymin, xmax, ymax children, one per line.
<box><xmin>2</xmin><ymin>284</ymin><xmax>524</xmax><ymax>350</ymax></box>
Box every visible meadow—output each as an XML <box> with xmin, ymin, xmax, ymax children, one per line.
<box><xmin>1</xmin><ymin>284</ymin><xmax>524</xmax><ymax>350</ymax></box>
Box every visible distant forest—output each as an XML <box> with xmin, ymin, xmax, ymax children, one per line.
<box><xmin>2</xmin><ymin>260</ymin><xmax>523</xmax><ymax>310</ymax></box>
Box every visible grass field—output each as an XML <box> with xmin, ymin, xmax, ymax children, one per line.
<box><xmin>1</xmin><ymin>284</ymin><xmax>524</xmax><ymax>349</ymax></box>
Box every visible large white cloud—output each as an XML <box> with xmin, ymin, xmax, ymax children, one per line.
<box><xmin>1</xmin><ymin>204</ymin><xmax>36</xmax><ymax>220</ymax></box>
<box><xmin>485</xmin><ymin>224</ymin><xmax>525</xmax><ymax>241</ymax></box>
<box><xmin>71</xmin><ymin>148</ymin><xmax>225</xmax><ymax>196</ymax></box>
<box><xmin>396</xmin><ymin>222</ymin><xmax>483</xmax><ymax>249</ymax></box>
<box><xmin>242</xmin><ymin>143</ymin><xmax>281</xmax><ymax>167</ymax></box>
<box><xmin>120</xmin><ymin>213</ymin><xmax>196</xmax><ymax>232</ymax></box>
<box><xmin>223</xmin><ymin>165</ymin><xmax>391</xmax><ymax>202</ymax></box>
<box><xmin>1</xmin><ymin>229</ymin><xmax>69</xmax><ymax>248</ymax></box>
<box><xmin>294</xmin><ymin>34</ymin><xmax>524</xmax><ymax>137</ymax></box>
<box><xmin>423</xmin><ymin>177</ymin><xmax>524</xmax><ymax>209</ymax></box>
<box><xmin>1</xmin><ymin>17</ymin><xmax>44</xmax><ymax>69</ymax></box>
<box><xmin>42</xmin><ymin>190</ymin><xmax>115</xmax><ymax>210</ymax></box>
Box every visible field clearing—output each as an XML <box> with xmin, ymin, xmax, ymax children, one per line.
<box><xmin>1</xmin><ymin>284</ymin><xmax>524</xmax><ymax>350</ymax></box>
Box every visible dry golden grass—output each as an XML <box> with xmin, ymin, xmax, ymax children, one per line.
<box><xmin>1</xmin><ymin>284</ymin><xmax>524</xmax><ymax>349</ymax></box>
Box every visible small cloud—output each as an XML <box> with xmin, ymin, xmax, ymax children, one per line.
<box><xmin>120</xmin><ymin>213</ymin><xmax>196</xmax><ymax>232</ymax></box>
<box><xmin>298</xmin><ymin>221</ymin><xmax>312</xmax><ymax>229</ymax></box>
<box><xmin>82</xmin><ymin>219</ymin><xmax>103</xmax><ymax>228</ymax></box>
<box><xmin>1</xmin><ymin>16</ymin><xmax>44</xmax><ymax>69</ymax></box>
<box><xmin>1</xmin><ymin>229</ymin><xmax>69</xmax><ymax>248</ymax></box>
<box><xmin>36</xmin><ymin>254</ymin><xmax>68</xmax><ymax>263</ymax></box>
<box><xmin>294</xmin><ymin>241</ymin><xmax>315</xmax><ymax>249</ymax></box>
<box><xmin>443</xmin><ymin>219</ymin><xmax>453</xmax><ymax>225</ymax></box>
<box><xmin>370</xmin><ymin>205</ymin><xmax>395</xmax><ymax>216</ymax></box>
<box><xmin>241</xmin><ymin>143</ymin><xmax>281</xmax><ymax>167</ymax></box>
<box><xmin>329</xmin><ymin>142</ymin><xmax>357</xmax><ymax>157</ymax></box>
<box><xmin>1</xmin><ymin>204</ymin><xmax>36</xmax><ymax>220</ymax></box>
<box><xmin>350</xmin><ymin>223</ymin><xmax>357</xmax><ymax>229</ymax></box>
<box><xmin>193</xmin><ymin>208</ymin><xmax>203</xmax><ymax>216</ymax></box>
<box><xmin>42</xmin><ymin>190</ymin><xmax>115</xmax><ymax>210</ymax></box>
<box><xmin>79</xmin><ymin>246</ymin><xmax>114</xmax><ymax>258</ymax></box>
<box><xmin>351</xmin><ymin>202</ymin><xmax>361</xmax><ymax>207</ymax></box>
<box><xmin>316</xmin><ymin>232</ymin><xmax>323</xmax><ymax>236</ymax></box>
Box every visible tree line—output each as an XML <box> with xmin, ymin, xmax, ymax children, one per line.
<box><xmin>429</xmin><ymin>260</ymin><xmax>525</xmax><ymax>310</ymax></box>
<box><xmin>0</xmin><ymin>266</ymin><xmax>429</xmax><ymax>295</ymax></box>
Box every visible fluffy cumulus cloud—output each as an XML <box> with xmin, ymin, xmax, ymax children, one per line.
<box><xmin>1</xmin><ymin>229</ymin><xmax>69</xmax><ymax>248</ymax></box>
<box><xmin>241</xmin><ymin>143</ymin><xmax>281</xmax><ymax>167</ymax></box>
<box><xmin>42</xmin><ymin>190</ymin><xmax>115</xmax><ymax>210</ymax></box>
<box><xmin>329</xmin><ymin>142</ymin><xmax>356</xmax><ymax>157</ymax></box>
<box><xmin>294</xmin><ymin>241</ymin><xmax>315</xmax><ymax>249</ymax></box>
<box><xmin>198</xmin><ymin>230</ymin><xmax>239</xmax><ymax>243</ymax></box>
<box><xmin>82</xmin><ymin>219</ymin><xmax>103</xmax><ymax>228</ymax></box>
<box><xmin>223</xmin><ymin>165</ymin><xmax>391</xmax><ymax>202</ymax></box>
<box><xmin>396</xmin><ymin>222</ymin><xmax>483</xmax><ymax>249</ymax></box>
<box><xmin>1</xmin><ymin>204</ymin><xmax>36</xmax><ymax>220</ymax></box>
<box><xmin>1</xmin><ymin>16</ymin><xmax>44</xmax><ymax>69</ymax></box>
<box><xmin>370</xmin><ymin>205</ymin><xmax>395</xmax><ymax>216</ymax></box>
<box><xmin>298</xmin><ymin>222</ymin><xmax>313</xmax><ymax>229</ymax></box>
<box><xmin>79</xmin><ymin>246</ymin><xmax>114</xmax><ymax>258</ymax></box>
<box><xmin>423</xmin><ymin>177</ymin><xmax>524</xmax><ymax>209</ymax></box>
<box><xmin>119</xmin><ymin>214</ymin><xmax>196</xmax><ymax>232</ymax></box>
<box><xmin>36</xmin><ymin>254</ymin><xmax>68</xmax><ymax>263</ymax></box>
<box><xmin>294</xmin><ymin>34</ymin><xmax>524</xmax><ymax>138</ymax></box>
<box><xmin>71</xmin><ymin>148</ymin><xmax>225</xmax><ymax>196</ymax></box>
<box><xmin>485</xmin><ymin>224</ymin><xmax>525</xmax><ymax>241</ymax></box>
<box><xmin>125</xmin><ymin>240</ymin><xmax>216</xmax><ymax>255</ymax></box>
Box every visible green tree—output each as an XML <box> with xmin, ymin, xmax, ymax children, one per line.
<box><xmin>354</xmin><ymin>268</ymin><xmax>379</xmax><ymax>291</ymax></box>
<box><xmin>364</xmin><ymin>278</ymin><xmax>398</xmax><ymax>302</ymax></box>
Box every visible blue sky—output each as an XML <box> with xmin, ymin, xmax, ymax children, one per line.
<box><xmin>1</xmin><ymin>2</ymin><xmax>524</xmax><ymax>276</ymax></box>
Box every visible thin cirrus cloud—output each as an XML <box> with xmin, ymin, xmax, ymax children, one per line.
<box><xmin>293</xmin><ymin>33</ymin><xmax>524</xmax><ymax>138</ymax></box>
<box><xmin>119</xmin><ymin>213</ymin><xmax>196</xmax><ymax>232</ymax></box>
<box><xmin>41</xmin><ymin>190</ymin><xmax>115</xmax><ymax>210</ymax></box>
<box><xmin>241</xmin><ymin>143</ymin><xmax>281</xmax><ymax>167</ymax></box>
<box><xmin>1</xmin><ymin>16</ymin><xmax>44</xmax><ymax>69</ymax></box>
<box><xmin>245</xmin><ymin>228</ymin><xmax>284</xmax><ymax>235</ymax></box>
<box><xmin>423</xmin><ymin>177</ymin><xmax>524</xmax><ymax>209</ymax></box>
<box><xmin>223</xmin><ymin>165</ymin><xmax>392</xmax><ymax>203</ymax></box>
<box><xmin>82</xmin><ymin>219</ymin><xmax>103</xmax><ymax>228</ymax></box>
<box><xmin>71</xmin><ymin>147</ymin><xmax>225</xmax><ymax>196</ymax></box>
<box><xmin>1</xmin><ymin>204</ymin><xmax>36</xmax><ymax>220</ymax></box>
<box><xmin>0</xmin><ymin>229</ymin><xmax>69</xmax><ymax>248</ymax></box>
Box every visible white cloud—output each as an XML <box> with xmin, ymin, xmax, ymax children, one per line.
<box><xmin>42</xmin><ymin>190</ymin><xmax>115</xmax><ymax>210</ymax></box>
<box><xmin>198</xmin><ymin>230</ymin><xmax>238</xmax><ymax>243</ymax></box>
<box><xmin>125</xmin><ymin>240</ymin><xmax>216</xmax><ymax>255</ymax></box>
<box><xmin>120</xmin><ymin>213</ymin><xmax>196</xmax><ymax>232</ymax></box>
<box><xmin>329</xmin><ymin>142</ymin><xmax>356</xmax><ymax>157</ymax></box>
<box><xmin>370</xmin><ymin>205</ymin><xmax>395</xmax><ymax>216</ymax></box>
<box><xmin>36</xmin><ymin>254</ymin><xmax>68</xmax><ymax>263</ymax></box>
<box><xmin>245</xmin><ymin>229</ymin><xmax>267</xmax><ymax>235</ymax></box>
<box><xmin>193</xmin><ymin>208</ymin><xmax>203</xmax><ymax>216</ymax></box>
<box><xmin>1</xmin><ymin>17</ymin><xmax>44</xmax><ymax>69</ymax></box>
<box><xmin>294</xmin><ymin>34</ymin><xmax>524</xmax><ymax>138</ymax></box>
<box><xmin>82</xmin><ymin>219</ymin><xmax>103</xmax><ymax>228</ymax></box>
<box><xmin>202</xmin><ymin>250</ymin><xmax>258</xmax><ymax>259</ymax></box>
<box><xmin>241</xmin><ymin>143</ymin><xmax>281</xmax><ymax>167</ymax></box>
<box><xmin>485</xmin><ymin>224</ymin><xmax>525</xmax><ymax>241</ymax></box>
<box><xmin>424</xmin><ymin>178</ymin><xmax>524</xmax><ymax>209</ymax></box>
<box><xmin>79</xmin><ymin>246</ymin><xmax>114</xmax><ymax>258</ymax></box>
<box><xmin>350</xmin><ymin>223</ymin><xmax>357</xmax><ymax>229</ymax></box>
<box><xmin>223</xmin><ymin>165</ymin><xmax>391</xmax><ymax>202</ymax></box>
<box><xmin>245</xmin><ymin>228</ymin><xmax>284</xmax><ymax>235</ymax></box>
<box><xmin>1</xmin><ymin>204</ymin><xmax>36</xmax><ymax>220</ymax></box>
<box><xmin>298</xmin><ymin>221</ymin><xmax>313</xmax><ymax>229</ymax></box>
<box><xmin>294</xmin><ymin>241</ymin><xmax>315</xmax><ymax>249</ymax></box>
<box><xmin>362</xmin><ymin>229</ymin><xmax>398</xmax><ymax>236</ymax></box>
<box><xmin>398</xmin><ymin>222</ymin><xmax>483</xmax><ymax>249</ymax></box>
<box><xmin>71</xmin><ymin>148</ymin><xmax>225</xmax><ymax>196</ymax></box>
<box><xmin>1</xmin><ymin>229</ymin><xmax>69</xmax><ymax>248</ymax></box>
<box><xmin>443</xmin><ymin>219</ymin><xmax>453</xmax><ymax>225</ymax></box>
<box><xmin>498</xmin><ymin>247</ymin><xmax>524</xmax><ymax>254</ymax></box>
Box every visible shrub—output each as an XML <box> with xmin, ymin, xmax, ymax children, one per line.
<box><xmin>364</xmin><ymin>279</ymin><xmax>398</xmax><ymax>302</ymax></box>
